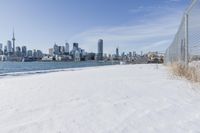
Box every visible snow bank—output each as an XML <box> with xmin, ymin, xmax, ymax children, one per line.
<box><xmin>190</xmin><ymin>61</ymin><xmax>200</xmax><ymax>68</ymax></box>
<box><xmin>0</xmin><ymin>64</ymin><xmax>200</xmax><ymax>133</ymax></box>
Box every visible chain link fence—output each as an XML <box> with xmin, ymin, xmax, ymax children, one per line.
<box><xmin>165</xmin><ymin>0</ymin><xmax>200</xmax><ymax>65</ymax></box>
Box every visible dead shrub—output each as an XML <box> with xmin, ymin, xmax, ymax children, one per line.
<box><xmin>170</xmin><ymin>63</ymin><xmax>200</xmax><ymax>82</ymax></box>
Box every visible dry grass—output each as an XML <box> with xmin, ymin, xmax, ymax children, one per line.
<box><xmin>171</xmin><ymin>63</ymin><xmax>200</xmax><ymax>82</ymax></box>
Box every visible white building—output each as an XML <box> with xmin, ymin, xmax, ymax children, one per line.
<box><xmin>0</xmin><ymin>55</ymin><xmax>6</xmax><ymax>61</ymax></box>
<box><xmin>49</xmin><ymin>48</ymin><xmax>53</xmax><ymax>56</ymax></box>
<box><xmin>42</xmin><ymin>56</ymin><xmax>54</xmax><ymax>61</ymax></box>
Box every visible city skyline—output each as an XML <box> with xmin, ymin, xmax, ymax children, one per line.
<box><xmin>0</xmin><ymin>0</ymin><xmax>189</xmax><ymax>53</ymax></box>
<box><xmin>0</xmin><ymin>31</ymin><xmax>139</xmax><ymax>55</ymax></box>
<box><xmin>1</xmin><ymin>32</ymin><xmax>157</xmax><ymax>63</ymax></box>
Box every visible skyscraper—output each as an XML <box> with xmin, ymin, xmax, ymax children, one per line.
<box><xmin>97</xmin><ymin>39</ymin><xmax>103</xmax><ymax>60</ymax></box>
<box><xmin>22</xmin><ymin>46</ymin><xmax>27</xmax><ymax>57</ymax></box>
<box><xmin>73</xmin><ymin>43</ymin><xmax>79</xmax><ymax>51</ymax></box>
<box><xmin>7</xmin><ymin>40</ymin><xmax>12</xmax><ymax>54</ymax></box>
<box><xmin>0</xmin><ymin>43</ymin><xmax>3</xmax><ymax>55</ymax></box>
<box><xmin>65</xmin><ymin>42</ymin><xmax>69</xmax><ymax>54</ymax></box>
<box><xmin>33</xmin><ymin>49</ymin><xmax>37</xmax><ymax>57</ymax></box>
<box><xmin>36</xmin><ymin>50</ymin><xmax>43</xmax><ymax>58</ymax></box>
<box><xmin>53</xmin><ymin>44</ymin><xmax>59</xmax><ymax>55</ymax></box>
<box><xmin>12</xmin><ymin>30</ymin><xmax>16</xmax><ymax>53</ymax></box>
<box><xmin>27</xmin><ymin>50</ymin><xmax>33</xmax><ymax>57</ymax></box>
<box><xmin>60</xmin><ymin>46</ymin><xmax>65</xmax><ymax>54</ymax></box>
<box><xmin>15</xmin><ymin>46</ymin><xmax>21</xmax><ymax>57</ymax></box>
<box><xmin>4</xmin><ymin>46</ymin><xmax>7</xmax><ymax>55</ymax></box>
<box><xmin>0</xmin><ymin>43</ymin><xmax>3</xmax><ymax>51</ymax></box>
<box><xmin>116</xmin><ymin>47</ymin><xmax>119</xmax><ymax>57</ymax></box>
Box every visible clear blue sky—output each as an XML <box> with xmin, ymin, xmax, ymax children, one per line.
<box><xmin>0</xmin><ymin>0</ymin><xmax>189</xmax><ymax>54</ymax></box>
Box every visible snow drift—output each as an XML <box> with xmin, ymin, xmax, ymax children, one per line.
<box><xmin>0</xmin><ymin>64</ymin><xmax>199</xmax><ymax>133</ymax></box>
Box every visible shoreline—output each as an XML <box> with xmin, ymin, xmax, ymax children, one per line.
<box><xmin>0</xmin><ymin>64</ymin><xmax>120</xmax><ymax>78</ymax></box>
<box><xmin>0</xmin><ymin>61</ymin><xmax>119</xmax><ymax>78</ymax></box>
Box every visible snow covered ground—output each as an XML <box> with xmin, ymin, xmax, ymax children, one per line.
<box><xmin>0</xmin><ymin>64</ymin><xmax>200</xmax><ymax>133</ymax></box>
